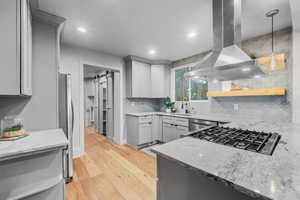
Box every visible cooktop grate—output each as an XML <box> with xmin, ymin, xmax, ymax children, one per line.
<box><xmin>191</xmin><ymin>126</ymin><xmax>281</xmax><ymax>155</ymax></box>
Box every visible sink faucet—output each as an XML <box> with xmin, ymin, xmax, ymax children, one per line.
<box><xmin>184</xmin><ymin>101</ymin><xmax>194</xmax><ymax>114</ymax></box>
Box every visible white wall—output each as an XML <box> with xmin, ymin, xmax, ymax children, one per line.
<box><xmin>289</xmin><ymin>0</ymin><xmax>300</xmax><ymax>31</ymax></box>
<box><xmin>292</xmin><ymin>31</ymin><xmax>300</xmax><ymax>123</ymax></box>
<box><xmin>290</xmin><ymin>0</ymin><xmax>300</xmax><ymax>123</ymax></box>
<box><xmin>60</xmin><ymin>44</ymin><xmax>126</xmax><ymax>158</ymax></box>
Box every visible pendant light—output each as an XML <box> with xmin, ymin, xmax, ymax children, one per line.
<box><xmin>265</xmin><ymin>9</ymin><xmax>279</xmax><ymax>70</ymax></box>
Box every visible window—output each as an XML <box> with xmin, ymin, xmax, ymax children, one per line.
<box><xmin>175</xmin><ymin>67</ymin><xmax>189</xmax><ymax>101</ymax></box>
<box><xmin>190</xmin><ymin>79</ymin><xmax>208</xmax><ymax>100</ymax></box>
<box><xmin>174</xmin><ymin>66</ymin><xmax>208</xmax><ymax>101</ymax></box>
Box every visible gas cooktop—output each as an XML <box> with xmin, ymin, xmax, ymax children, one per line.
<box><xmin>191</xmin><ymin>126</ymin><xmax>281</xmax><ymax>155</ymax></box>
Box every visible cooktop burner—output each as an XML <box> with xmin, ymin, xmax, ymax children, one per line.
<box><xmin>191</xmin><ymin>126</ymin><xmax>281</xmax><ymax>155</ymax></box>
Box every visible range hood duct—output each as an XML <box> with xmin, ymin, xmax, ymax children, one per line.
<box><xmin>185</xmin><ymin>0</ymin><xmax>264</xmax><ymax>81</ymax></box>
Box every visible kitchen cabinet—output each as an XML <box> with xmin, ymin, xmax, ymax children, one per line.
<box><xmin>127</xmin><ymin>114</ymin><xmax>189</xmax><ymax>145</ymax></box>
<box><xmin>0</xmin><ymin>0</ymin><xmax>32</xmax><ymax>96</ymax></box>
<box><xmin>151</xmin><ymin>65</ymin><xmax>171</xmax><ymax>98</ymax></box>
<box><xmin>125</xmin><ymin>56</ymin><xmax>171</xmax><ymax>98</ymax></box>
<box><xmin>139</xmin><ymin>122</ymin><xmax>152</xmax><ymax>144</ymax></box>
<box><xmin>162</xmin><ymin>116</ymin><xmax>189</xmax><ymax>143</ymax></box>
<box><xmin>152</xmin><ymin>115</ymin><xmax>163</xmax><ymax>141</ymax></box>
<box><xmin>0</xmin><ymin>129</ymin><xmax>67</xmax><ymax>200</ymax></box>
<box><xmin>126</xmin><ymin>60</ymin><xmax>151</xmax><ymax>98</ymax></box>
<box><xmin>162</xmin><ymin>123</ymin><xmax>177</xmax><ymax>143</ymax></box>
<box><xmin>127</xmin><ymin>115</ymin><xmax>153</xmax><ymax>147</ymax></box>
<box><xmin>162</xmin><ymin>124</ymin><xmax>188</xmax><ymax>143</ymax></box>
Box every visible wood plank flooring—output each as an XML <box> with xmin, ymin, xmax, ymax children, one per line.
<box><xmin>66</xmin><ymin>127</ymin><xmax>156</xmax><ymax>200</ymax></box>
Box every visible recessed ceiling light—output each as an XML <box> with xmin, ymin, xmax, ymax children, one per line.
<box><xmin>242</xmin><ymin>67</ymin><xmax>251</xmax><ymax>72</ymax></box>
<box><xmin>149</xmin><ymin>49</ymin><xmax>156</xmax><ymax>55</ymax></box>
<box><xmin>187</xmin><ymin>31</ymin><xmax>197</xmax><ymax>38</ymax></box>
<box><xmin>77</xmin><ymin>27</ymin><xmax>87</xmax><ymax>33</ymax></box>
<box><xmin>254</xmin><ymin>75</ymin><xmax>261</xmax><ymax>78</ymax></box>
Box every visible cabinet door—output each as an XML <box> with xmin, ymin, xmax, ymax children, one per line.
<box><xmin>164</xmin><ymin>65</ymin><xmax>171</xmax><ymax>97</ymax></box>
<box><xmin>176</xmin><ymin>125</ymin><xmax>189</xmax><ymax>139</ymax></box>
<box><xmin>132</xmin><ymin>61</ymin><xmax>151</xmax><ymax>97</ymax></box>
<box><xmin>152</xmin><ymin>115</ymin><xmax>162</xmax><ymax>141</ymax></box>
<box><xmin>20</xmin><ymin>0</ymin><xmax>32</xmax><ymax>95</ymax></box>
<box><xmin>151</xmin><ymin>65</ymin><xmax>165</xmax><ymax>98</ymax></box>
<box><xmin>139</xmin><ymin>122</ymin><xmax>152</xmax><ymax>145</ymax></box>
<box><xmin>0</xmin><ymin>0</ymin><xmax>20</xmax><ymax>95</ymax></box>
<box><xmin>151</xmin><ymin>65</ymin><xmax>171</xmax><ymax>98</ymax></box>
<box><xmin>162</xmin><ymin>123</ymin><xmax>177</xmax><ymax>143</ymax></box>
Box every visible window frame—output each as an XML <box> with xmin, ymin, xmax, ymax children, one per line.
<box><xmin>171</xmin><ymin>63</ymin><xmax>209</xmax><ymax>103</ymax></box>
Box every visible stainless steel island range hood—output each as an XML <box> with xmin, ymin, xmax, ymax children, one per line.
<box><xmin>185</xmin><ymin>0</ymin><xmax>265</xmax><ymax>81</ymax></box>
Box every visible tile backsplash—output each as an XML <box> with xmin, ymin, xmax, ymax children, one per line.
<box><xmin>126</xmin><ymin>98</ymin><xmax>164</xmax><ymax>113</ymax></box>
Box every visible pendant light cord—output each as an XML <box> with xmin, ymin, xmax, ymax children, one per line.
<box><xmin>272</xmin><ymin>16</ymin><xmax>274</xmax><ymax>53</ymax></box>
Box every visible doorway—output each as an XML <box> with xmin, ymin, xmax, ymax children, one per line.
<box><xmin>83</xmin><ymin>64</ymin><xmax>120</xmax><ymax>143</ymax></box>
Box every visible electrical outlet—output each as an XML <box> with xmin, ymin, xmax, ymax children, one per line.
<box><xmin>234</xmin><ymin>104</ymin><xmax>239</xmax><ymax>111</ymax></box>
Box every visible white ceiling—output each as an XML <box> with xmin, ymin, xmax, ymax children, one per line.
<box><xmin>38</xmin><ymin>0</ymin><xmax>292</xmax><ymax>61</ymax></box>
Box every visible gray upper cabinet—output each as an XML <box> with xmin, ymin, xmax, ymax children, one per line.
<box><xmin>21</xmin><ymin>0</ymin><xmax>32</xmax><ymax>95</ymax></box>
<box><xmin>132</xmin><ymin>61</ymin><xmax>152</xmax><ymax>98</ymax></box>
<box><xmin>151</xmin><ymin>65</ymin><xmax>170</xmax><ymax>98</ymax></box>
<box><xmin>0</xmin><ymin>0</ymin><xmax>32</xmax><ymax>96</ymax></box>
<box><xmin>125</xmin><ymin>56</ymin><xmax>171</xmax><ymax>98</ymax></box>
<box><xmin>126</xmin><ymin>59</ymin><xmax>151</xmax><ymax>98</ymax></box>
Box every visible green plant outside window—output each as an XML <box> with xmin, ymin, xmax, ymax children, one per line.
<box><xmin>175</xmin><ymin>67</ymin><xmax>208</xmax><ymax>101</ymax></box>
<box><xmin>175</xmin><ymin>68</ymin><xmax>189</xmax><ymax>101</ymax></box>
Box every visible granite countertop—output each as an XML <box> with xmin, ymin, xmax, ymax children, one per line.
<box><xmin>0</xmin><ymin>129</ymin><xmax>68</xmax><ymax>161</ymax></box>
<box><xmin>126</xmin><ymin>112</ymin><xmax>247</xmax><ymax>123</ymax></box>
<box><xmin>151</xmin><ymin>120</ymin><xmax>300</xmax><ymax>200</ymax></box>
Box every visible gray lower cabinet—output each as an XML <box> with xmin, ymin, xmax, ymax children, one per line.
<box><xmin>152</xmin><ymin>115</ymin><xmax>163</xmax><ymax>141</ymax></box>
<box><xmin>0</xmin><ymin>0</ymin><xmax>32</xmax><ymax>96</ymax></box>
<box><xmin>157</xmin><ymin>155</ymin><xmax>256</xmax><ymax>200</ymax></box>
<box><xmin>162</xmin><ymin>117</ymin><xmax>189</xmax><ymax>143</ymax></box>
<box><xmin>139</xmin><ymin>122</ymin><xmax>152</xmax><ymax>144</ymax></box>
<box><xmin>127</xmin><ymin>115</ymin><xmax>189</xmax><ymax>145</ymax></box>
<box><xmin>162</xmin><ymin>123</ymin><xmax>177</xmax><ymax>143</ymax></box>
<box><xmin>127</xmin><ymin>115</ymin><xmax>153</xmax><ymax>147</ymax></box>
<box><xmin>0</xmin><ymin>150</ymin><xmax>65</xmax><ymax>200</ymax></box>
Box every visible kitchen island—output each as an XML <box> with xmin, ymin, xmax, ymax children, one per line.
<box><xmin>0</xmin><ymin>129</ymin><xmax>68</xmax><ymax>200</ymax></box>
<box><xmin>152</xmin><ymin>120</ymin><xmax>300</xmax><ymax>200</ymax></box>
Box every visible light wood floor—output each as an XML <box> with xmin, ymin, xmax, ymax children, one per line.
<box><xmin>66</xmin><ymin>127</ymin><xmax>156</xmax><ymax>200</ymax></box>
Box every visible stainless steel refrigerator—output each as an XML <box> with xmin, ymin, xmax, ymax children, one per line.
<box><xmin>58</xmin><ymin>73</ymin><xmax>74</xmax><ymax>183</ymax></box>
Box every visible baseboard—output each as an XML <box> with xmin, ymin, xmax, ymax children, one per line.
<box><xmin>73</xmin><ymin>148</ymin><xmax>84</xmax><ymax>158</ymax></box>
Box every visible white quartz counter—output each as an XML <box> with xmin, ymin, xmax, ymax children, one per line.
<box><xmin>0</xmin><ymin>129</ymin><xmax>68</xmax><ymax>161</ymax></box>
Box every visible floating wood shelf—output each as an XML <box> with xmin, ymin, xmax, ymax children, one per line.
<box><xmin>207</xmin><ymin>88</ymin><xmax>286</xmax><ymax>97</ymax></box>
